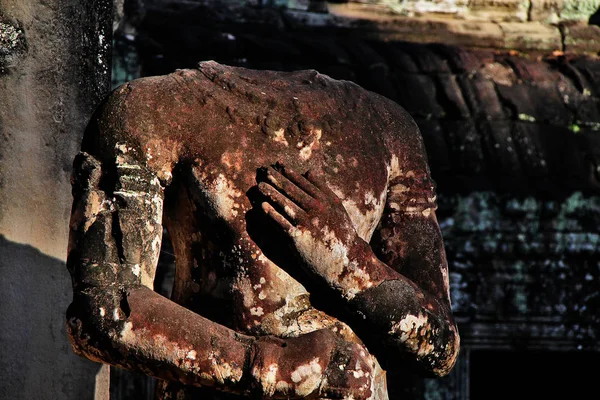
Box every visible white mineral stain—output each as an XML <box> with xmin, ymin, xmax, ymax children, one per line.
<box><xmin>208</xmin><ymin>351</ymin><xmax>244</xmax><ymax>384</ymax></box>
<box><xmin>298</xmin><ymin>129</ymin><xmax>322</xmax><ymax>161</ymax></box>
<box><xmin>119</xmin><ymin>321</ymin><xmax>135</xmax><ymax>342</ymax></box>
<box><xmin>151</xmin><ymin>193</ymin><xmax>164</xmax><ymax>224</ymax></box>
<box><xmin>364</xmin><ymin>190</ymin><xmax>376</xmax><ymax>206</ymax></box>
<box><xmin>368</xmin><ymin>359</ymin><xmax>389</xmax><ymax>400</ymax></box>
<box><xmin>293</xmin><ymin>227</ymin><xmax>374</xmax><ymax>300</ymax></box>
<box><xmin>441</xmin><ymin>266</ymin><xmax>450</xmax><ymax>301</ymax></box>
<box><xmin>275</xmin><ymin>380</ymin><xmax>291</xmax><ymax>394</ymax></box>
<box><xmin>273</xmin><ymin>129</ymin><xmax>289</xmax><ymax>146</ymax></box>
<box><xmin>299</xmin><ymin>146</ymin><xmax>312</xmax><ymax>161</ymax></box>
<box><xmin>233</xmin><ymin>276</ymin><xmax>255</xmax><ymax>308</ymax></box>
<box><xmin>353</xmin><ymin>369</ymin><xmax>365</xmax><ymax>378</ymax></box>
<box><xmin>290</xmin><ymin>358</ymin><xmax>322</xmax><ymax>397</ymax></box>
<box><xmin>390</xmin><ymin>313</ymin><xmax>433</xmax><ymax>357</ymax></box>
<box><xmin>250</xmin><ymin>307</ymin><xmax>264</xmax><ymax>316</ymax></box>
<box><xmin>113</xmin><ymin>190</ymin><xmax>148</xmax><ymax>198</ymax></box>
<box><xmin>284</xmin><ymin>204</ymin><xmax>296</xmax><ymax>219</ymax></box>
<box><xmin>132</xmin><ymin>264</ymin><xmax>141</xmax><ymax>277</ymax></box>
<box><xmin>203</xmin><ymin>174</ymin><xmax>242</xmax><ymax>221</ymax></box>
<box><xmin>256</xmin><ymin>363</ymin><xmax>279</xmax><ymax>396</ymax></box>
<box><xmin>330</xmin><ymin>185</ymin><xmax>386</xmax><ymax>241</ymax></box>
<box><xmin>387</xmin><ymin>155</ymin><xmax>400</xmax><ymax>179</ymax></box>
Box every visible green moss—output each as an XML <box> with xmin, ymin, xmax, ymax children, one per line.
<box><xmin>561</xmin><ymin>0</ymin><xmax>600</xmax><ymax>21</ymax></box>
<box><xmin>569</xmin><ymin>124</ymin><xmax>581</xmax><ymax>133</ymax></box>
<box><xmin>518</xmin><ymin>113</ymin><xmax>536</xmax><ymax>122</ymax></box>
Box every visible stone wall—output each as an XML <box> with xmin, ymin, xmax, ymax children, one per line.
<box><xmin>0</xmin><ymin>1</ymin><xmax>113</xmax><ymax>399</ymax></box>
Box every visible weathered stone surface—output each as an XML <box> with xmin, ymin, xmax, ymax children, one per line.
<box><xmin>468</xmin><ymin>0</ymin><xmax>530</xmax><ymax>22</ymax></box>
<box><xmin>440</xmin><ymin>191</ymin><xmax>600</xmax><ymax>350</ymax></box>
<box><xmin>0</xmin><ymin>18</ymin><xmax>27</xmax><ymax>75</ymax></box>
<box><xmin>0</xmin><ymin>0</ymin><xmax>113</xmax><ymax>399</ymax></box>
<box><xmin>500</xmin><ymin>21</ymin><xmax>563</xmax><ymax>51</ymax></box>
<box><xmin>562</xmin><ymin>22</ymin><xmax>600</xmax><ymax>54</ymax></box>
<box><xmin>116</xmin><ymin>1</ymin><xmax>600</xmax><ymax>200</ymax></box>
<box><xmin>68</xmin><ymin>61</ymin><xmax>459</xmax><ymax>399</ymax></box>
<box><xmin>342</xmin><ymin>0</ymin><xmax>599</xmax><ymax>24</ymax></box>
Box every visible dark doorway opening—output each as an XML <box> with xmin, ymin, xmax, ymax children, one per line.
<box><xmin>470</xmin><ymin>350</ymin><xmax>598</xmax><ymax>399</ymax></box>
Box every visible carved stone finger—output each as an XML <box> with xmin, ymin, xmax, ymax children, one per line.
<box><xmin>261</xmin><ymin>201</ymin><xmax>296</xmax><ymax>233</ymax></box>
<box><xmin>264</xmin><ymin>166</ymin><xmax>318</xmax><ymax>213</ymax></box>
<box><xmin>257</xmin><ymin>182</ymin><xmax>306</xmax><ymax>225</ymax></box>
<box><xmin>271</xmin><ymin>162</ymin><xmax>322</xmax><ymax>202</ymax></box>
<box><xmin>304</xmin><ymin>170</ymin><xmax>341</xmax><ymax>203</ymax></box>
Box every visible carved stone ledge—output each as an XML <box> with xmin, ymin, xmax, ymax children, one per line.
<box><xmin>457</xmin><ymin>321</ymin><xmax>600</xmax><ymax>351</ymax></box>
<box><xmin>327</xmin><ymin>3</ymin><xmax>600</xmax><ymax>54</ymax></box>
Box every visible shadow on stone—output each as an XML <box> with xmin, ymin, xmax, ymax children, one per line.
<box><xmin>0</xmin><ymin>235</ymin><xmax>103</xmax><ymax>399</ymax></box>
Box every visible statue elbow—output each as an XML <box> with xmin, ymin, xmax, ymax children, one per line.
<box><xmin>65</xmin><ymin>288</ymin><xmax>127</xmax><ymax>364</ymax></box>
<box><xmin>429</xmin><ymin>323</ymin><xmax>461</xmax><ymax>378</ymax></box>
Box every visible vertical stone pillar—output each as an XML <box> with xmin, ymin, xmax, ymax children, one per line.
<box><xmin>0</xmin><ymin>1</ymin><xmax>113</xmax><ymax>399</ymax></box>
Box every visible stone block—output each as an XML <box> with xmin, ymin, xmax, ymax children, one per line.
<box><xmin>499</xmin><ymin>21</ymin><xmax>563</xmax><ymax>51</ymax></box>
<box><xmin>563</xmin><ymin>23</ymin><xmax>600</xmax><ymax>54</ymax></box>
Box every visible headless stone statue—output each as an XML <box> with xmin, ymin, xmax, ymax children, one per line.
<box><xmin>66</xmin><ymin>61</ymin><xmax>459</xmax><ymax>399</ymax></box>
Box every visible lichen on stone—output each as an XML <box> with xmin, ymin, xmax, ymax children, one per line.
<box><xmin>0</xmin><ymin>20</ymin><xmax>26</xmax><ymax>73</ymax></box>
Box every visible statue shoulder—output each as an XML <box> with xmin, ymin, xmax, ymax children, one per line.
<box><xmin>369</xmin><ymin>95</ymin><xmax>430</xmax><ymax>180</ymax></box>
<box><xmin>81</xmin><ymin>74</ymin><xmax>191</xmax><ymax>181</ymax></box>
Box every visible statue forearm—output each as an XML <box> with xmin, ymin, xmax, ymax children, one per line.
<box><xmin>67</xmin><ymin>285</ymin><xmax>253</xmax><ymax>390</ymax></box>
<box><xmin>67</xmin><ymin>283</ymin><xmax>383</xmax><ymax>399</ymax></box>
<box><xmin>316</xmin><ymin>237</ymin><xmax>459</xmax><ymax>378</ymax></box>
<box><xmin>348</xmin><ymin>270</ymin><xmax>460</xmax><ymax>377</ymax></box>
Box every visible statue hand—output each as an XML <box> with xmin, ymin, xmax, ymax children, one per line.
<box><xmin>251</xmin><ymin>328</ymin><xmax>385</xmax><ymax>399</ymax></box>
<box><xmin>256</xmin><ymin>163</ymin><xmax>370</xmax><ymax>298</ymax></box>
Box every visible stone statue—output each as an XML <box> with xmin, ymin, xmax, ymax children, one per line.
<box><xmin>66</xmin><ymin>61</ymin><xmax>460</xmax><ymax>399</ymax></box>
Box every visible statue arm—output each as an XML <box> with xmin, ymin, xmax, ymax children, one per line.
<box><xmin>66</xmin><ymin>150</ymin><xmax>253</xmax><ymax>390</ymax></box>
<box><xmin>351</xmin><ymin>115</ymin><xmax>460</xmax><ymax>377</ymax></box>
<box><xmin>65</xmin><ymin>149</ymin><xmax>380</xmax><ymax>399</ymax></box>
<box><xmin>356</xmin><ymin>167</ymin><xmax>460</xmax><ymax>377</ymax></box>
<box><xmin>256</xmin><ymin>138</ymin><xmax>459</xmax><ymax>378</ymax></box>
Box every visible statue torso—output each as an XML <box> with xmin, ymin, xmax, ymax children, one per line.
<box><xmin>92</xmin><ymin>62</ymin><xmax>415</xmax><ymax>399</ymax></box>
<box><xmin>109</xmin><ymin>63</ymin><xmax>399</xmax><ymax>336</ymax></box>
